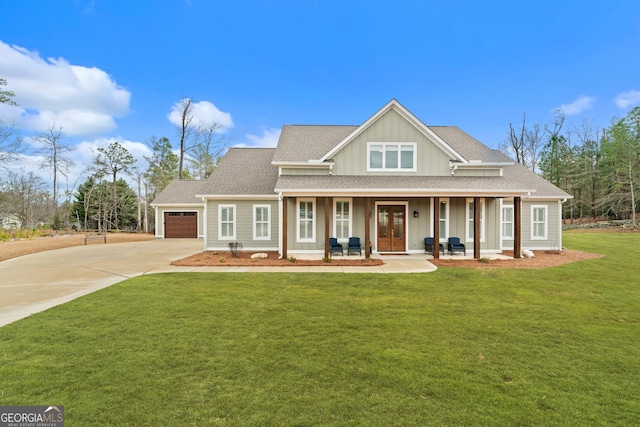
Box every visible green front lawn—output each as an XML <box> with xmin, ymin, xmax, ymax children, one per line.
<box><xmin>1</xmin><ymin>231</ymin><xmax>639</xmax><ymax>426</ymax></box>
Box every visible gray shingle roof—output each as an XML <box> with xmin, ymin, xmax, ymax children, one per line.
<box><xmin>151</xmin><ymin>180</ymin><xmax>206</xmax><ymax>205</ymax></box>
<box><xmin>272</xmin><ymin>125</ymin><xmax>357</xmax><ymax>163</ymax></box>
<box><xmin>199</xmin><ymin>148</ymin><xmax>278</xmax><ymax>196</ymax></box>
<box><xmin>429</xmin><ymin>126</ymin><xmax>511</xmax><ymax>162</ymax></box>
<box><xmin>274</xmin><ymin>172</ymin><xmax>570</xmax><ymax>198</ymax></box>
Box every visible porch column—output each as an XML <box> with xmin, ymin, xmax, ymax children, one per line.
<box><xmin>514</xmin><ymin>196</ymin><xmax>521</xmax><ymax>259</ymax></box>
<box><xmin>364</xmin><ymin>197</ymin><xmax>371</xmax><ymax>259</ymax></box>
<box><xmin>324</xmin><ymin>196</ymin><xmax>331</xmax><ymax>259</ymax></box>
<box><xmin>474</xmin><ymin>197</ymin><xmax>481</xmax><ymax>259</ymax></box>
<box><xmin>282</xmin><ymin>196</ymin><xmax>288</xmax><ymax>259</ymax></box>
<box><xmin>433</xmin><ymin>197</ymin><xmax>440</xmax><ymax>259</ymax></box>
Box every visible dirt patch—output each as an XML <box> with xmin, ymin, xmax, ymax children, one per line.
<box><xmin>0</xmin><ymin>232</ymin><xmax>155</xmax><ymax>262</ymax></box>
<box><xmin>172</xmin><ymin>251</ymin><xmax>385</xmax><ymax>267</ymax></box>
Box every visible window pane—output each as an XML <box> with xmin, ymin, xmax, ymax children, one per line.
<box><xmin>503</xmin><ymin>207</ymin><xmax>513</xmax><ymax>222</ymax></box>
<box><xmin>370</xmin><ymin>145</ymin><xmax>383</xmax><ymax>169</ymax></box>
<box><xmin>400</xmin><ymin>145</ymin><xmax>413</xmax><ymax>169</ymax></box>
<box><xmin>385</xmin><ymin>145</ymin><xmax>398</xmax><ymax>169</ymax></box>
<box><xmin>439</xmin><ymin>200</ymin><xmax>447</xmax><ymax>239</ymax></box>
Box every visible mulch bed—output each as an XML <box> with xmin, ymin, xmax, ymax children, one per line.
<box><xmin>172</xmin><ymin>251</ymin><xmax>384</xmax><ymax>267</ymax></box>
<box><xmin>171</xmin><ymin>249</ymin><xmax>602</xmax><ymax>269</ymax></box>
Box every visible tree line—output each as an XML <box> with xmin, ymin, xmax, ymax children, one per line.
<box><xmin>504</xmin><ymin>107</ymin><xmax>640</xmax><ymax>223</ymax></box>
<box><xmin>0</xmin><ymin>78</ymin><xmax>226</xmax><ymax>232</ymax></box>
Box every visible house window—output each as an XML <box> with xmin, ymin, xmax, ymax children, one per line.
<box><xmin>297</xmin><ymin>199</ymin><xmax>315</xmax><ymax>242</ymax></box>
<box><xmin>502</xmin><ymin>205</ymin><xmax>514</xmax><ymax>240</ymax></box>
<box><xmin>334</xmin><ymin>199</ymin><xmax>351</xmax><ymax>240</ymax></box>
<box><xmin>253</xmin><ymin>205</ymin><xmax>271</xmax><ymax>240</ymax></box>
<box><xmin>219</xmin><ymin>204</ymin><xmax>235</xmax><ymax>240</ymax></box>
<box><xmin>531</xmin><ymin>205</ymin><xmax>547</xmax><ymax>240</ymax></box>
<box><xmin>438</xmin><ymin>199</ymin><xmax>449</xmax><ymax>241</ymax></box>
<box><xmin>368</xmin><ymin>143</ymin><xmax>416</xmax><ymax>171</ymax></box>
<box><xmin>466</xmin><ymin>199</ymin><xmax>485</xmax><ymax>242</ymax></box>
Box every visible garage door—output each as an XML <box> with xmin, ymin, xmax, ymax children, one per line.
<box><xmin>164</xmin><ymin>212</ymin><xmax>198</xmax><ymax>238</ymax></box>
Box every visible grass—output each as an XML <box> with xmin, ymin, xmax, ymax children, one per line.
<box><xmin>0</xmin><ymin>231</ymin><xmax>639</xmax><ymax>425</ymax></box>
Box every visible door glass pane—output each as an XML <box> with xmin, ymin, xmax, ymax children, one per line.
<box><xmin>393</xmin><ymin>210</ymin><xmax>403</xmax><ymax>238</ymax></box>
<box><xmin>378</xmin><ymin>208</ymin><xmax>388</xmax><ymax>238</ymax></box>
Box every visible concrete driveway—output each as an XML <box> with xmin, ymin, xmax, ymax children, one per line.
<box><xmin>0</xmin><ymin>239</ymin><xmax>438</xmax><ymax>328</ymax></box>
<box><xmin>0</xmin><ymin>239</ymin><xmax>202</xmax><ymax>328</ymax></box>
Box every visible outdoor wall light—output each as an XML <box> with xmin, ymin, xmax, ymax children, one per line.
<box><xmin>413</xmin><ymin>210</ymin><xmax>419</xmax><ymax>218</ymax></box>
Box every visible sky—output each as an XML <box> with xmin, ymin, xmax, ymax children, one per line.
<box><xmin>0</xmin><ymin>0</ymin><xmax>639</xmax><ymax>194</ymax></box>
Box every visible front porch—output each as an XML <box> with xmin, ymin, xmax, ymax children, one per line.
<box><xmin>280</xmin><ymin>196</ymin><xmax>523</xmax><ymax>261</ymax></box>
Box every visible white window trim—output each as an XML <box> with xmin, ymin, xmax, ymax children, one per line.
<box><xmin>466</xmin><ymin>198</ymin><xmax>485</xmax><ymax>243</ymax></box>
<box><xmin>253</xmin><ymin>204</ymin><xmax>271</xmax><ymax>240</ymax></box>
<box><xmin>367</xmin><ymin>142</ymin><xmax>417</xmax><ymax>172</ymax></box>
<box><xmin>333</xmin><ymin>198</ymin><xmax>352</xmax><ymax>242</ymax></box>
<box><xmin>218</xmin><ymin>204</ymin><xmax>236</xmax><ymax>240</ymax></box>
<box><xmin>297</xmin><ymin>198</ymin><xmax>316</xmax><ymax>243</ymax></box>
<box><xmin>501</xmin><ymin>205</ymin><xmax>514</xmax><ymax>240</ymax></box>
<box><xmin>531</xmin><ymin>205</ymin><xmax>548</xmax><ymax>240</ymax></box>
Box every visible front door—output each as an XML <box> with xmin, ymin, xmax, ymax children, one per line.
<box><xmin>377</xmin><ymin>205</ymin><xmax>406</xmax><ymax>252</ymax></box>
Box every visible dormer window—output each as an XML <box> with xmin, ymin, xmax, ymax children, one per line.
<box><xmin>367</xmin><ymin>142</ymin><xmax>416</xmax><ymax>172</ymax></box>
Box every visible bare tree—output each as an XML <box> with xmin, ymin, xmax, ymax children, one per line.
<box><xmin>34</xmin><ymin>123</ymin><xmax>75</xmax><ymax>211</ymax></box>
<box><xmin>188</xmin><ymin>122</ymin><xmax>227</xmax><ymax>179</ymax></box>
<box><xmin>502</xmin><ymin>112</ymin><xmax>564</xmax><ymax>173</ymax></box>
<box><xmin>0</xmin><ymin>120</ymin><xmax>22</xmax><ymax>168</ymax></box>
<box><xmin>1</xmin><ymin>170</ymin><xmax>51</xmax><ymax>229</ymax></box>
<box><xmin>175</xmin><ymin>98</ymin><xmax>195</xmax><ymax>179</ymax></box>
<box><xmin>173</xmin><ymin>98</ymin><xmax>228</xmax><ymax>179</ymax></box>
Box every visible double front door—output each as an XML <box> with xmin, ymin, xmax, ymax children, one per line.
<box><xmin>377</xmin><ymin>205</ymin><xmax>406</xmax><ymax>252</ymax></box>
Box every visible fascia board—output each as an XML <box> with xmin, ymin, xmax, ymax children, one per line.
<box><xmin>271</xmin><ymin>161</ymin><xmax>331</xmax><ymax>168</ymax></box>
<box><xmin>276</xmin><ymin>188</ymin><xmax>537</xmax><ymax>197</ymax></box>
<box><xmin>199</xmin><ymin>194</ymin><xmax>279</xmax><ymax>200</ymax></box>
<box><xmin>149</xmin><ymin>202</ymin><xmax>203</xmax><ymax>207</ymax></box>
<box><xmin>453</xmin><ymin>162</ymin><xmax>514</xmax><ymax>168</ymax></box>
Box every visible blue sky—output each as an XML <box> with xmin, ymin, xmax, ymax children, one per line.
<box><xmin>1</xmin><ymin>0</ymin><xmax>639</xmax><ymax>190</ymax></box>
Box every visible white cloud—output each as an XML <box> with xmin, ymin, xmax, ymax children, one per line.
<box><xmin>167</xmin><ymin>99</ymin><xmax>234</xmax><ymax>132</ymax></box>
<box><xmin>0</xmin><ymin>41</ymin><xmax>131</xmax><ymax>135</ymax></box>
<box><xmin>5</xmin><ymin>137</ymin><xmax>152</xmax><ymax>196</ymax></box>
<box><xmin>613</xmin><ymin>90</ymin><xmax>640</xmax><ymax>110</ymax></box>
<box><xmin>238</xmin><ymin>128</ymin><xmax>281</xmax><ymax>148</ymax></box>
<box><xmin>554</xmin><ymin>95</ymin><xmax>596</xmax><ymax>116</ymax></box>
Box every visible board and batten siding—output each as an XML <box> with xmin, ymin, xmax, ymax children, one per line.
<box><xmin>206</xmin><ymin>199</ymin><xmax>279</xmax><ymax>251</ymax></box>
<box><xmin>330</xmin><ymin>109</ymin><xmax>452</xmax><ymax>176</ymax></box>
